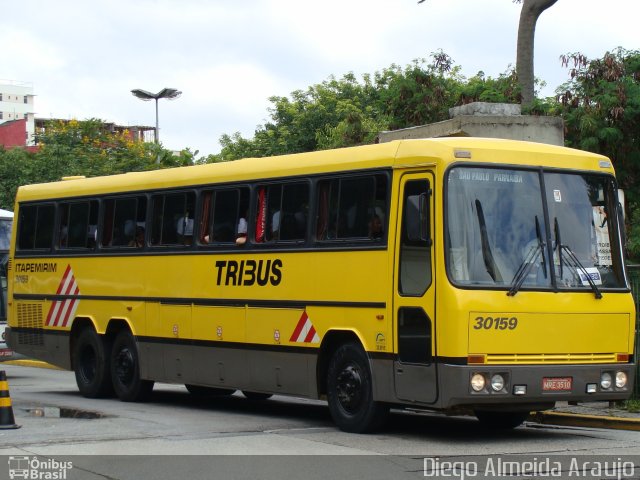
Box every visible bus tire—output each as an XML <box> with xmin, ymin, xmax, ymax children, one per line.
<box><xmin>73</xmin><ymin>328</ymin><xmax>113</xmax><ymax>398</ymax></box>
<box><xmin>326</xmin><ymin>342</ymin><xmax>389</xmax><ymax>433</ymax></box>
<box><xmin>475</xmin><ymin>410</ymin><xmax>529</xmax><ymax>429</ymax></box>
<box><xmin>185</xmin><ymin>385</ymin><xmax>236</xmax><ymax>396</ymax></box>
<box><xmin>242</xmin><ymin>391</ymin><xmax>273</xmax><ymax>401</ymax></box>
<box><xmin>111</xmin><ymin>330</ymin><xmax>154</xmax><ymax>402</ymax></box>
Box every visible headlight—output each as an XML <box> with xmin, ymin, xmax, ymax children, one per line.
<box><xmin>600</xmin><ymin>372</ymin><xmax>612</xmax><ymax>389</ymax></box>
<box><xmin>615</xmin><ymin>371</ymin><xmax>628</xmax><ymax>389</ymax></box>
<box><xmin>471</xmin><ymin>373</ymin><xmax>486</xmax><ymax>392</ymax></box>
<box><xmin>490</xmin><ymin>374</ymin><xmax>505</xmax><ymax>392</ymax></box>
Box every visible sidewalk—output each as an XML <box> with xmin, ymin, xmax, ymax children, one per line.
<box><xmin>531</xmin><ymin>401</ymin><xmax>640</xmax><ymax>431</ymax></box>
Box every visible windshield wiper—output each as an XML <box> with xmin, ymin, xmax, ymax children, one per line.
<box><xmin>554</xmin><ymin>217</ymin><xmax>563</xmax><ymax>278</ymax></box>
<box><xmin>554</xmin><ymin>219</ymin><xmax>603</xmax><ymax>299</ymax></box>
<box><xmin>475</xmin><ymin>199</ymin><xmax>503</xmax><ymax>283</ymax></box>
<box><xmin>508</xmin><ymin>216</ymin><xmax>546</xmax><ymax>296</ymax></box>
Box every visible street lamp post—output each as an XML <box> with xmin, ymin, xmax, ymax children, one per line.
<box><xmin>131</xmin><ymin>88</ymin><xmax>182</xmax><ymax>145</ymax></box>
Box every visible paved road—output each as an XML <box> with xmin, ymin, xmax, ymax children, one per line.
<box><xmin>1</xmin><ymin>364</ymin><xmax>640</xmax><ymax>479</ymax></box>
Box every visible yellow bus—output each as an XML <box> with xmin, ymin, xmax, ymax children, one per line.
<box><xmin>6</xmin><ymin>138</ymin><xmax>636</xmax><ymax>432</ymax></box>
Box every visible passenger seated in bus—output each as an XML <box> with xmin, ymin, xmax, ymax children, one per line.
<box><xmin>271</xmin><ymin>210</ymin><xmax>281</xmax><ymax>240</ymax></box>
<box><xmin>116</xmin><ymin>219</ymin><xmax>136</xmax><ymax>247</ymax></box>
<box><xmin>87</xmin><ymin>225</ymin><xmax>97</xmax><ymax>248</ymax></box>
<box><xmin>369</xmin><ymin>215</ymin><xmax>383</xmax><ymax>239</ymax></box>
<box><xmin>58</xmin><ymin>226</ymin><xmax>68</xmax><ymax>247</ymax></box>
<box><xmin>279</xmin><ymin>214</ymin><xmax>298</xmax><ymax>240</ymax></box>
<box><xmin>294</xmin><ymin>204</ymin><xmax>308</xmax><ymax>237</ymax></box>
<box><xmin>177</xmin><ymin>213</ymin><xmax>194</xmax><ymax>245</ymax></box>
<box><xmin>236</xmin><ymin>216</ymin><xmax>247</xmax><ymax>245</ymax></box>
<box><xmin>128</xmin><ymin>227</ymin><xmax>145</xmax><ymax>248</ymax></box>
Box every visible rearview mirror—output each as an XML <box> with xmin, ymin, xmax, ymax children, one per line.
<box><xmin>406</xmin><ymin>193</ymin><xmax>430</xmax><ymax>243</ymax></box>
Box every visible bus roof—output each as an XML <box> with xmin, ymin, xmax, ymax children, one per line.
<box><xmin>0</xmin><ymin>209</ymin><xmax>13</xmax><ymax>219</ymax></box>
<box><xmin>15</xmin><ymin>138</ymin><xmax>611</xmax><ymax>202</ymax></box>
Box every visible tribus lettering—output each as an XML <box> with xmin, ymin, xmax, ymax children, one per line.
<box><xmin>215</xmin><ymin>259</ymin><xmax>283</xmax><ymax>286</ymax></box>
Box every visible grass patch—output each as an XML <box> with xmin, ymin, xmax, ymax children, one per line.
<box><xmin>622</xmin><ymin>398</ymin><xmax>640</xmax><ymax>413</ymax></box>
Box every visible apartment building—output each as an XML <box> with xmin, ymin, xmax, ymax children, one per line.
<box><xmin>0</xmin><ymin>80</ymin><xmax>155</xmax><ymax>149</ymax></box>
<box><xmin>0</xmin><ymin>80</ymin><xmax>35</xmax><ymax>146</ymax></box>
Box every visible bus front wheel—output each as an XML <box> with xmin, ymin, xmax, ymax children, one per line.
<box><xmin>326</xmin><ymin>342</ymin><xmax>388</xmax><ymax>433</ymax></box>
<box><xmin>73</xmin><ymin>328</ymin><xmax>113</xmax><ymax>398</ymax></box>
<box><xmin>110</xmin><ymin>330</ymin><xmax>154</xmax><ymax>402</ymax></box>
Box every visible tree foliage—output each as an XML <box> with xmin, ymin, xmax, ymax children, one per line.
<box><xmin>0</xmin><ymin>119</ymin><xmax>194</xmax><ymax>209</ymax></box>
<box><xmin>553</xmin><ymin>48</ymin><xmax>640</xmax><ymax>259</ymax></box>
<box><xmin>210</xmin><ymin>52</ymin><xmax>520</xmax><ymax>161</ymax></box>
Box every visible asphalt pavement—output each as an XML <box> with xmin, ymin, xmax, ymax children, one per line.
<box><xmin>3</xmin><ymin>359</ymin><xmax>640</xmax><ymax>431</ymax></box>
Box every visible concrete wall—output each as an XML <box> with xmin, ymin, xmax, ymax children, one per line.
<box><xmin>378</xmin><ymin>102</ymin><xmax>565</xmax><ymax>146</ymax></box>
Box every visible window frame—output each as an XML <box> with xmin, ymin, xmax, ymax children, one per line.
<box><xmin>16</xmin><ymin>203</ymin><xmax>56</xmax><ymax>252</ymax></box>
<box><xmin>253</xmin><ymin>180</ymin><xmax>311</xmax><ymax>246</ymax></box>
<box><xmin>13</xmin><ymin>168</ymin><xmax>392</xmax><ymax>257</ymax></box>
<box><xmin>100</xmin><ymin>195</ymin><xmax>148</xmax><ymax>249</ymax></box>
<box><xmin>198</xmin><ymin>185</ymin><xmax>250</xmax><ymax>247</ymax></box>
<box><xmin>57</xmin><ymin>199</ymin><xmax>99</xmax><ymax>251</ymax></box>
<box><xmin>314</xmin><ymin>172</ymin><xmax>389</xmax><ymax>245</ymax></box>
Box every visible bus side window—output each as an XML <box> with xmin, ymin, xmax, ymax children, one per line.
<box><xmin>399</xmin><ymin>180</ymin><xmax>432</xmax><ymax>296</ymax></box>
<box><xmin>201</xmin><ymin>187</ymin><xmax>249</xmax><ymax>245</ymax></box>
<box><xmin>151</xmin><ymin>192</ymin><xmax>195</xmax><ymax>246</ymax></box>
<box><xmin>316</xmin><ymin>174</ymin><xmax>387</xmax><ymax>242</ymax></box>
<box><xmin>280</xmin><ymin>183</ymin><xmax>308</xmax><ymax>241</ymax></box>
<box><xmin>101</xmin><ymin>197</ymin><xmax>146</xmax><ymax>248</ymax></box>
<box><xmin>255</xmin><ymin>183</ymin><xmax>308</xmax><ymax>243</ymax></box>
<box><xmin>58</xmin><ymin>201</ymin><xmax>98</xmax><ymax>249</ymax></box>
<box><xmin>17</xmin><ymin>204</ymin><xmax>55</xmax><ymax>250</ymax></box>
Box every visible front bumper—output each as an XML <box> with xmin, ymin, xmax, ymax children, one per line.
<box><xmin>438</xmin><ymin>362</ymin><xmax>635</xmax><ymax>411</ymax></box>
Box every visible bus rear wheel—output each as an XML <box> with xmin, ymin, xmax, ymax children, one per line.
<box><xmin>73</xmin><ymin>328</ymin><xmax>113</xmax><ymax>398</ymax></box>
<box><xmin>110</xmin><ymin>330</ymin><xmax>154</xmax><ymax>402</ymax></box>
<box><xmin>475</xmin><ymin>410</ymin><xmax>529</xmax><ymax>429</ymax></box>
<box><xmin>326</xmin><ymin>342</ymin><xmax>388</xmax><ymax>433</ymax></box>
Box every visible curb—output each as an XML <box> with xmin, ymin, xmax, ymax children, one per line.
<box><xmin>1</xmin><ymin>359</ymin><xmax>62</xmax><ymax>370</ymax></box>
<box><xmin>531</xmin><ymin>410</ymin><xmax>640</xmax><ymax>431</ymax></box>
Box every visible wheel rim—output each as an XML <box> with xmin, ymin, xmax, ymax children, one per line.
<box><xmin>335</xmin><ymin>363</ymin><xmax>364</xmax><ymax>414</ymax></box>
<box><xmin>79</xmin><ymin>345</ymin><xmax>97</xmax><ymax>383</ymax></box>
<box><xmin>114</xmin><ymin>346</ymin><xmax>135</xmax><ymax>385</ymax></box>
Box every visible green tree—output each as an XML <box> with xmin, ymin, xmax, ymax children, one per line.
<box><xmin>214</xmin><ymin>52</ymin><xmax>521</xmax><ymax>159</ymax></box>
<box><xmin>553</xmin><ymin>48</ymin><xmax>640</xmax><ymax>258</ymax></box>
<box><xmin>0</xmin><ymin>146</ymin><xmax>33</xmax><ymax>209</ymax></box>
<box><xmin>0</xmin><ymin>118</ymin><xmax>193</xmax><ymax>210</ymax></box>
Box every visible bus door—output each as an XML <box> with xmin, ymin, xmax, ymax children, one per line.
<box><xmin>393</xmin><ymin>173</ymin><xmax>437</xmax><ymax>404</ymax></box>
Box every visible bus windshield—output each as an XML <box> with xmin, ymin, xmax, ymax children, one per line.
<box><xmin>446</xmin><ymin>166</ymin><xmax>626</xmax><ymax>292</ymax></box>
<box><xmin>0</xmin><ymin>218</ymin><xmax>12</xmax><ymax>251</ymax></box>
<box><xmin>0</xmin><ymin>216</ymin><xmax>11</xmax><ymax>321</ymax></box>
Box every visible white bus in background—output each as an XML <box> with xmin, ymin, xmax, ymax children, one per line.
<box><xmin>0</xmin><ymin>209</ymin><xmax>14</xmax><ymax>360</ymax></box>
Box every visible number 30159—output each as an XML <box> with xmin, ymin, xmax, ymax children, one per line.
<box><xmin>473</xmin><ymin>316</ymin><xmax>518</xmax><ymax>330</ymax></box>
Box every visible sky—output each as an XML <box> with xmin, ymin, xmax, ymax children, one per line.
<box><xmin>2</xmin><ymin>0</ymin><xmax>638</xmax><ymax>158</ymax></box>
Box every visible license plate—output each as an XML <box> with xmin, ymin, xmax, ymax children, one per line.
<box><xmin>542</xmin><ymin>377</ymin><xmax>572</xmax><ymax>391</ymax></box>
